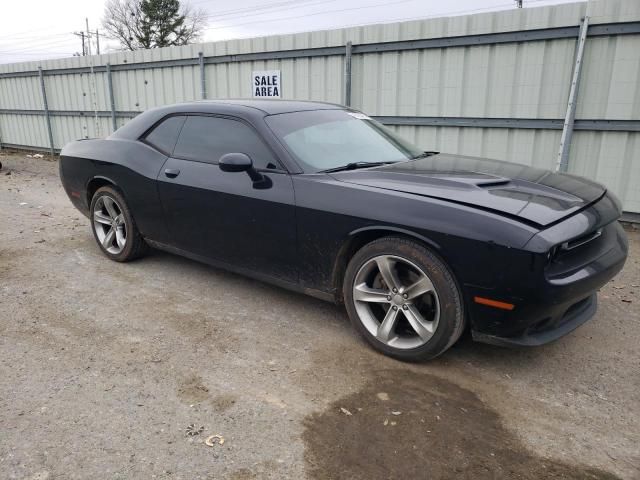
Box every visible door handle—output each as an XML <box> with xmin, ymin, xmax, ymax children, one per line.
<box><xmin>164</xmin><ymin>168</ymin><xmax>180</xmax><ymax>178</ymax></box>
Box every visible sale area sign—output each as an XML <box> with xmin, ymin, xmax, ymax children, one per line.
<box><xmin>252</xmin><ymin>70</ymin><xmax>281</xmax><ymax>98</ymax></box>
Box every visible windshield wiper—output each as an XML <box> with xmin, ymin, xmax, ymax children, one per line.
<box><xmin>411</xmin><ymin>151</ymin><xmax>440</xmax><ymax>159</ymax></box>
<box><xmin>320</xmin><ymin>161</ymin><xmax>396</xmax><ymax>173</ymax></box>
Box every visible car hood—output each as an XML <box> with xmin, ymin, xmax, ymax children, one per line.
<box><xmin>329</xmin><ymin>153</ymin><xmax>606</xmax><ymax>227</ymax></box>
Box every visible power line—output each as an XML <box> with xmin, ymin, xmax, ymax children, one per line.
<box><xmin>0</xmin><ymin>51</ymin><xmax>74</xmax><ymax>56</ymax></box>
<box><xmin>0</xmin><ymin>33</ymin><xmax>72</xmax><ymax>49</ymax></box>
<box><xmin>0</xmin><ymin>0</ymin><xmax>567</xmax><ymax>62</ymax></box>
<box><xmin>0</xmin><ymin>36</ymin><xmax>78</xmax><ymax>55</ymax></box>
<box><xmin>0</xmin><ymin>29</ymin><xmax>71</xmax><ymax>41</ymax></box>
<box><xmin>202</xmin><ymin>1</ymin><xmax>524</xmax><ymax>39</ymax></box>
<box><xmin>194</xmin><ymin>0</ymin><xmax>322</xmax><ymax>17</ymax></box>
<box><xmin>0</xmin><ymin>1</ymin><xmax>326</xmax><ymax>49</ymax></box>
<box><xmin>0</xmin><ymin>27</ymin><xmax>102</xmax><ymax>57</ymax></box>
<box><xmin>0</xmin><ymin>38</ymin><xmax>79</xmax><ymax>54</ymax></box>
<box><xmin>219</xmin><ymin>0</ymin><xmax>553</xmax><ymax>34</ymax></box>
<box><xmin>201</xmin><ymin>0</ymin><xmax>423</xmax><ymax>32</ymax></box>
<box><xmin>0</xmin><ymin>43</ymin><xmax>76</xmax><ymax>56</ymax></box>
<box><xmin>11</xmin><ymin>37</ymin><xmax>79</xmax><ymax>49</ymax></box>
<box><xmin>200</xmin><ymin>0</ymin><xmax>339</xmax><ymax>22</ymax></box>
<box><xmin>200</xmin><ymin>0</ymin><xmax>561</xmax><ymax>33</ymax></box>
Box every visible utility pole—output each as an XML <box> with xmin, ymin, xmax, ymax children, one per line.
<box><xmin>95</xmin><ymin>29</ymin><xmax>100</xmax><ymax>55</ymax></box>
<box><xmin>72</xmin><ymin>31</ymin><xmax>86</xmax><ymax>55</ymax></box>
<box><xmin>85</xmin><ymin>18</ymin><xmax>92</xmax><ymax>56</ymax></box>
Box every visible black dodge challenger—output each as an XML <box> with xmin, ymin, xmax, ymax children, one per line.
<box><xmin>59</xmin><ymin>100</ymin><xmax>628</xmax><ymax>360</ymax></box>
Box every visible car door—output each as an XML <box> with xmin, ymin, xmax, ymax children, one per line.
<box><xmin>156</xmin><ymin>114</ymin><xmax>298</xmax><ymax>282</ymax></box>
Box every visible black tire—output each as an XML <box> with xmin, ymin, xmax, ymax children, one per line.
<box><xmin>343</xmin><ymin>236</ymin><xmax>464</xmax><ymax>361</ymax></box>
<box><xmin>90</xmin><ymin>185</ymin><xmax>148</xmax><ymax>262</ymax></box>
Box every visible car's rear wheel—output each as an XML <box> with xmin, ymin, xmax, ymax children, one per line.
<box><xmin>343</xmin><ymin>237</ymin><xmax>464</xmax><ymax>361</ymax></box>
<box><xmin>90</xmin><ymin>186</ymin><xmax>147</xmax><ymax>262</ymax></box>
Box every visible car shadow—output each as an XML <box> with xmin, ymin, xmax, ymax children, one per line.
<box><xmin>143</xmin><ymin>248</ymin><xmax>567</xmax><ymax>364</ymax></box>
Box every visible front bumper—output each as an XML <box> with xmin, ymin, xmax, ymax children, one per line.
<box><xmin>472</xmin><ymin>294</ymin><xmax>597</xmax><ymax>347</ymax></box>
<box><xmin>468</xmin><ymin>220</ymin><xmax>628</xmax><ymax>347</ymax></box>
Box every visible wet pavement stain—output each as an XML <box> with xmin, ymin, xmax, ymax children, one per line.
<box><xmin>176</xmin><ymin>374</ymin><xmax>210</xmax><ymax>404</ymax></box>
<box><xmin>303</xmin><ymin>370</ymin><xmax>620</xmax><ymax>480</ymax></box>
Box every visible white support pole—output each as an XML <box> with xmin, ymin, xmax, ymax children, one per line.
<box><xmin>38</xmin><ymin>67</ymin><xmax>55</xmax><ymax>156</ymax></box>
<box><xmin>556</xmin><ymin>15</ymin><xmax>590</xmax><ymax>172</ymax></box>
<box><xmin>86</xmin><ymin>17</ymin><xmax>100</xmax><ymax>137</ymax></box>
<box><xmin>198</xmin><ymin>52</ymin><xmax>206</xmax><ymax>100</ymax></box>
<box><xmin>106</xmin><ymin>63</ymin><xmax>117</xmax><ymax>132</ymax></box>
<box><xmin>344</xmin><ymin>41</ymin><xmax>353</xmax><ymax>107</ymax></box>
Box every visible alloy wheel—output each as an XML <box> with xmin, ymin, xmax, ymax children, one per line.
<box><xmin>352</xmin><ymin>254</ymin><xmax>440</xmax><ymax>349</ymax></box>
<box><xmin>93</xmin><ymin>195</ymin><xmax>127</xmax><ymax>255</ymax></box>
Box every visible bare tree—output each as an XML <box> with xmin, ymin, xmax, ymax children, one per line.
<box><xmin>102</xmin><ymin>0</ymin><xmax>143</xmax><ymax>51</ymax></box>
<box><xmin>102</xmin><ymin>0</ymin><xmax>207</xmax><ymax>51</ymax></box>
<box><xmin>172</xmin><ymin>3</ymin><xmax>207</xmax><ymax>46</ymax></box>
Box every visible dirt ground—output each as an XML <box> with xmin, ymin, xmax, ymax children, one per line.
<box><xmin>1</xmin><ymin>151</ymin><xmax>639</xmax><ymax>480</ymax></box>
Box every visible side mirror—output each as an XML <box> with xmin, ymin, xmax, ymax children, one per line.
<box><xmin>218</xmin><ymin>152</ymin><xmax>272</xmax><ymax>189</ymax></box>
<box><xmin>219</xmin><ymin>152</ymin><xmax>253</xmax><ymax>173</ymax></box>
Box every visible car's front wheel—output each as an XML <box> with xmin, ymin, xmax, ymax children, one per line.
<box><xmin>343</xmin><ymin>237</ymin><xmax>464</xmax><ymax>361</ymax></box>
<box><xmin>90</xmin><ymin>185</ymin><xmax>147</xmax><ymax>262</ymax></box>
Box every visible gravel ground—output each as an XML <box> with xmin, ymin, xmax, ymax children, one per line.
<box><xmin>0</xmin><ymin>151</ymin><xmax>639</xmax><ymax>480</ymax></box>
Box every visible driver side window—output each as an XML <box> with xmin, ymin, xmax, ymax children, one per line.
<box><xmin>173</xmin><ymin>115</ymin><xmax>280</xmax><ymax>170</ymax></box>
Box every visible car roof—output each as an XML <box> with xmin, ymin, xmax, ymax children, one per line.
<box><xmin>110</xmin><ymin>99</ymin><xmax>345</xmax><ymax>140</ymax></box>
<box><xmin>191</xmin><ymin>99</ymin><xmax>343</xmax><ymax>115</ymax></box>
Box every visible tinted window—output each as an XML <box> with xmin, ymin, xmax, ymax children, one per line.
<box><xmin>265</xmin><ymin>110</ymin><xmax>423</xmax><ymax>173</ymax></box>
<box><xmin>173</xmin><ymin>116</ymin><xmax>279</xmax><ymax>170</ymax></box>
<box><xmin>143</xmin><ymin>115</ymin><xmax>186</xmax><ymax>154</ymax></box>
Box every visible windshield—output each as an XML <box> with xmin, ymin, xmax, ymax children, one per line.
<box><xmin>265</xmin><ymin>109</ymin><xmax>423</xmax><ymax>173</ymax></box>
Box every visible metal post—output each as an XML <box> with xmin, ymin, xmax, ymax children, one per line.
<box><xmin>556</xmin><ymin>16</ymin><xmax>590</xmax><ymax>172</ymax></box>
<box><xmin>38</xmin><ymin>67</ymin><xmax>55</xmax><ymax>156</ymax></box>
<box><xmin>106</xmin><ymin>63</ymin><xmax>117</xmax><ymax>132</ymax></box>
<box><xmin>0</xmin><ymin>94</ymin><xmax>3</xmax><ymax>150</ymax></box>
<box><xmin>344</xmin><ymin>41</ymin><xmax>353</xmax><ymax>107</ymax></box>
<box><xmin>86</xmin><ymin>17</ymin><xmax>100</xmax><ymax>137</ymax></box>
<box><xmin>85</xmin><ymin>18</ymin><xmax>92</xmax><ymax>56</ymax></box>
<box><xmin>198</xmin><ymin>52</ymin><xmax>206</xmax><ymax>100</ymax></box>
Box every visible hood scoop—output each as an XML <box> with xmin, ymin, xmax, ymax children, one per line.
<box><xmin>476</xmin><ymin>179</ymin><xmax>512</xmax><ymax>188</ymax></box>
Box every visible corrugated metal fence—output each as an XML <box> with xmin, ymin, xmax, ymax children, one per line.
<box><xmin>1</xmin><ymin>0</ymin><xmax>639</xmax><ymax>214</ymax></box>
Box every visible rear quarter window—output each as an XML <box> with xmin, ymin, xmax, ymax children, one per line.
<box><xmin>142</xmin><ymin>115</ymin><xmax>186</xmax><ymax>155</ymax></box>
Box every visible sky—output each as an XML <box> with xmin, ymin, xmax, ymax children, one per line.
<box><xmin>0</xmin><ymin>0</ymin><xmax>579</xmax><ymax>64</ymax></box>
